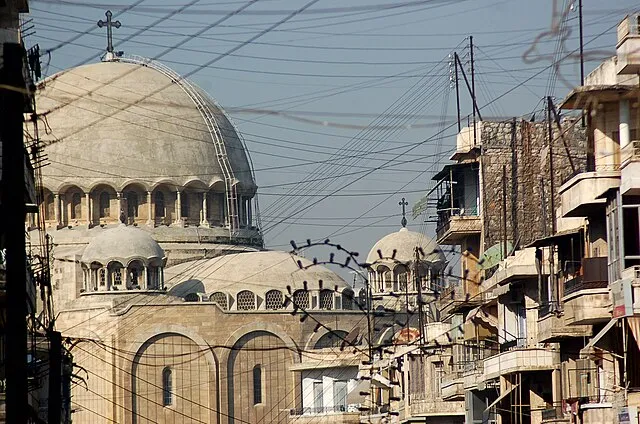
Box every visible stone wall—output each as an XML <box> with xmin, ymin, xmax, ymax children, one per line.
<box><xmin>479</xmin><ymin>118</ymin><xmax>587</xmax><ymax>250</ymax></box>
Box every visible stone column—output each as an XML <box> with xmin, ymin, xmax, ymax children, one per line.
<box><xmin>146</xmin><ymin>191</ymin><xmax>153</xmax><ymax>227</ymax></box>
<box><xmin>247</xmin><ymin>198</ymin><xmax>252</xmax><ymax>227</ymax></box>
<box><xmin>201</xmin><ymin>192</ymin><xmax>209</xmax><ymax>227</ymax></box>
<box><xmin>117</xmin><ymin>192</ymin><xmax>123</xmax><ymax>222</ymax></box>
<box><xmin>85</xmin><ymin>193</ymin><xmax>92</xmax><ymax>226</ymax></box>
<box><xmin>54</xmin><ymin>193</ymin><xmax>61</xmax><ymax>228</ymax></box>
<box><xmin>143</xmin><ymin>266</ymin><xmax>148</xmax><ymax>289</ymax></box>
<box><xmin>174</xmin><ymin>191</ymin><xmax>183</xmax><ymax>226</ymax></box>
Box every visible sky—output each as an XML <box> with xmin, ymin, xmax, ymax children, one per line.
<box><xmin>23</xmin><ymin>0</ymin><xmax>639</xmax><ymax>273</ymax></box>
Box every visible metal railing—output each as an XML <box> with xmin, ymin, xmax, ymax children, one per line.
<box><xmin>289</xmin><ymin>405</ymin><xmax>350</xmax><ymax>415</ymax></box>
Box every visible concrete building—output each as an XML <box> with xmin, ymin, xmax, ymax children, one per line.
<box><xmin>423</xmin><ymin>14</ymin><xmax>640</xmax><ymax>424</ymax></box>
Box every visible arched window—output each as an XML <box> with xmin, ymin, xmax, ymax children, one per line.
<box><xmin>154</xmin><ymin>191</ymin><xmax>165</xmax><ymax>218</ymax></box>
<box><xmin>180</xmin><ymin>192</ymin><xmax>189</xmax><ymax>218</ymax></box>
<box><xmin>99</xmin><ymin>191</ymin><xmax>110</xmax><ymax>218</ymax></box>
<box><xmin>210</xmin><ymin>292</ymin><xmax>228</xmax><ymax>310</ymax></box>
<box><xmin>71</xmin><ymin>192</ymin><xmax>82</xmax><ymax>219</ymax></box>
<box><xmin>395</xmin><ymin>265</ymin><xmax>409</xmax><ymax>292</ymax></box>
<box><xmin>236</xmin><ymin>290</ymin><xmax>256</xmax><ymax>310</ymax></box>
<box><xmin>162</xmin><ymin>367</ymin><xmax>173</xmax><ymax>406</ymax></box>
<box><xmin>128</xmin><ymin>260</ymin><xmax>144</xmax><ymax>289</ymax></box>
<box><xmin>341</xmin><ymin>289</ymin><xmax>354</xmax><ymax>310</ymax></box>
<box><xmin>293</xmin><ymin>290</ymin><xmax>310</xmax><ymax>310</ymax></box>
<box><xmin>253</xmin><ymin>365</ymin><xmax>262</xmax><ymax>405</ymax></box>
<box><xmin>109</xmin><ymin>262</ymin><xmax>123</xmax><ymax>287</ymax></box>
<box><xmin>44</xmin><ymin>192</ymin><xmax>55</xmax><ymax>220</ymax></box>
<box><xmin>319</xmin><ymin>289</ymin><xmax>334</xmax><ymax>310</ymax></box>
<box><xmin>99</xmin><ymin>269</ymin><xmax>106</xmax><ymax>287</ymax></box>
<box><xmin>184</xmin><ymin>293</ymin><xmax>200</xmax><ymax>302</ymax></box>
<box><xmin>377</xmin><ymin>265</ymin><xmax>392</xmax><ymax>292</ymax></box>
<box><xmin>126</xmin><ymin>191</ymin><xmax>139</xmax><ymax>218</ymax></box>
<box><xmin>265</xmin><ymin>290</ymin><xmax>283</xmax><ymax>310</ymax></box>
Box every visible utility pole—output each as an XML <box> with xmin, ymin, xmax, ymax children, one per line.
<box><xmin>578</xmin><ymin>0</ymin><xmax>585</xmax><ymax>127</ymax></box>
<box><xmin>454</xmin><ymin>54</ymin><xmax>461</xmax><ymax>132</ymax></box>
<box><xmin>547</xmin><ymin>96</ymin><xmax>558</xmax><ymax>312</ymax></box>
<box><xmin>470</xmin><ymin>36</ymin><xmax>477</xmax><ymax>146</ymax></box>
<box><xmin>413</xmin><ymin>247</ymin><xmax>425</xmax><ymax>345</ymax></box>
<box><xmin>0</xmin><ymin>42</ymin><xmax>29</xmax><ymax>424</ymax></box>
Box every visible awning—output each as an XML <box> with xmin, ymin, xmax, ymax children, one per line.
<box><xmin>432</xmin><ymin>162</ymin><xmax>476</xmax><ymax>181</ymax></box>
<box><xmin>484</xmin><ymin>383</ymin><xmax>519</xmax><ymax>413</ymax></box>
<box><xmin>526</xmin><ymin>227</ymin><xmax>583</xmax><ymax>248</ymax></box>
<box><xmin>467</xmin><ymin>306</ymin><xmax>499</xmax><ymax>330</ymax></box>
<box><xmin>581</xmin><ymin>318</ymin><xmax>619</xmax><ymax>355</ymax></box>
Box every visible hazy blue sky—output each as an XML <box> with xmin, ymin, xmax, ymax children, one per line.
<box><xmin>25</xmin><ymin>0</ymin><xmax>638</xmax><ymax>271</ymax></box>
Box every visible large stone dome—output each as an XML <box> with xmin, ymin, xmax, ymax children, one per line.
<box><xmin>366</xmin><ymin>227</ymin><xmax>446</xmax><ymax>266</ymax></box>
<box><xmin>165</xmin><ymin>251</ymin><xmax>350</xmax><ymax>297</ymax></box>
<box><xmin>35</xmin><ymin>59</ymin><xmax>255</xmax><ymax>192</ymax></box>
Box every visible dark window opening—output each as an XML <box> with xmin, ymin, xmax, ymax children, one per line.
<box><xmin>253</xmin><ymin>365</ymin><xmax>262</xmax><ymax>405</ymax></box>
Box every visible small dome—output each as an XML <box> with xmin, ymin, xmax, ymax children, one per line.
<box><xmin>165</xmin><ymin>251</ymin><xmax>349</xmax><ymax>297</ymax></box>
<box><xmin>366</xmin><ymin>227</ymin><xmax>446</xmax><ymax>266</ymax></box>
<box><xmin>82</xmin><ymin>224</ymin><xmax>165</xmax><ymax>265</ymax></box>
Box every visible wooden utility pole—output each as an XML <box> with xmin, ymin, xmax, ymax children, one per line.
<box><xmin>0</xmin><ymin>42</ymin><xmax>29</xmax><ymax>424</ymax></box>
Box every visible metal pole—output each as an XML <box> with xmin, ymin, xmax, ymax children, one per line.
<box><xmin>578</xmin><ymin>0</ymin><xmax>584</xmax><ymax>87</ymax></box>
<box><xmin>455</xmin><ymin>53</ymin><xmax>461</xmax><ymax>133</ymax></box>
<box><xmin>470</xmin><ymin>36</ymin><xmax>477</xmax><ymax>147</ymax></box>
<box><xmin>502</xmin><ymin>165</ymin><xmax>508</xmax><ymax>259</ymax></box>
<box><xmin>414</xmin><ymin>247</ymin><xmax>425</xmax><ymax>345</ymax></box>
<box><xmin>547</xmin><ymin>97</ymin><xmax>557</xmax><ymax>234</ymax></box>
<box><xmin>1</xmin><ymin>42</ymin><xmax>29</xmax><ymax>424</ymax></box>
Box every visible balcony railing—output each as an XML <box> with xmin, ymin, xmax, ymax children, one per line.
<box><xmin>542</xmin><ymin>405</ymin><xmax>565</xmax><ymax>422</ymax></box>
<box><xmin>290</xmin><ymin>405</ymin><xmax>350</xmax><ymax>415</ymax></box>
<box><xmin>563</xmin><ymin>257</ymin><xmax>608</xmax><ymax>296</ymax></box>
<box><xmin>621</xmin><ymin>140</ymin><xmax>640</xmax><ymax>165</ymax></box>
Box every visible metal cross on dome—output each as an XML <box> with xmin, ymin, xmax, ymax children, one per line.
<box><xmin>97</xmin><ymin>10</ymin><xmax>121</xmax><ymax>54</ymax></box>
<box><xmin>399</xmin><ymin>197</ymin><xmax>408</xmax><ymax>228</ymax></box>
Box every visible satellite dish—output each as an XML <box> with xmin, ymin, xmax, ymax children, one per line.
<box><xmin>341</xmin><ymin>327</ymin><xmax>361</xmax><ymax>350</ymax></box>
<box><xmin>477</xmin><ymin>242</ymin><xmax>513</xmax><ymax>270</ymax></box>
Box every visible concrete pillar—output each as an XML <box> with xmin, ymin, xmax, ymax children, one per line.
<box><xmin>201</xmin><ymin>192</ymin><xmax>209</xmax><ymax>227</ymax></box>
<box><xmin>620</xmin><ymin>99</ymin><xmax>631</xmax><ymax>149</ymax></box>
<box><xmin>146</xmin><ymin>191</ymin><xmax>153</xmax><ymax>227</ymax></box>
<box><xmin>143</xmin><ymin>266</ymin><xmax>148</xmax><ymax>289</ymax></box>
<box><xmin>247</xmin><ymin>198</ymin><xmax>252</xmax><ymax>227</ymax></box>
<box><xmin>54</xmin><ymin>193</ymin><xmax>61</xmax><ymax>227</ymax></box>
<box><xmin>85</xmin><ymin>193</ymin><xmax>92</xmax><ymax>226</ymax></box>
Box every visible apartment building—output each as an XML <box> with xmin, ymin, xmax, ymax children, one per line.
<box><xmin>428</xmin><ymin>14</ymin><xmax>640</xmax><ymax>424</ymax></box>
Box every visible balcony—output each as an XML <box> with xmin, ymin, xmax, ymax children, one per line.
<box><xmin>407</xmin><ymin>397</ymin><xmax>465</xmax><ymax>418</ymax></box>
<box><xmin>436</xmin><ymin>211</ymin><xmax>482</xmax><ymax>245</ymax></box>
<box><xmin>537</xmin><ymin>305</ymin><xmax>592</xmax><ymax>343</ymax></box>
<box><xmin>441</xmin><ymin>372</ymin><xmax>464</xmax><ymax>401</ymax></box>
<box><xmin>559</xmin><ymin>171</ymin><xmax>620</xmax><ymax>217</ymax></box>
<box><xmin>541</xmin><ymin>405</ymin><xmax>570</xmax><ymax>423</ymax></box>
<box><xmin>563</xmin><ymin>257</ymin><xmax>610</xmax><ymax>325</ymax></box>
<box><xmin>621</xmin><ymin>140</ymin><xmax>640</xmax><ymax>195</ymax></box>
<box><xmin>289</xmin><ymin>407</ymin><xmax>361</xmax><ymax>423</ymax></box>
<box><xmin>483</xmin><ymin>348</ymin><xmax>557</xmax><ymax>380</ymax></box>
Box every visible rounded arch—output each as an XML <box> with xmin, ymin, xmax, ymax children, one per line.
<box><xmin>292</xmin><ymin>289</ymin><xmax>309</xmax><ymax>310</ymax></box>
<box><xmin>319</xmin><ymin>289</ymin><xmax>334</xmax><ymax>310</ymax></box>
<box><xmin>314</xmin><ymin>330</ymin><xmax>349</xmax><ymax>349</ymax></box>
<box><xmin>130</xmin><ymin>330</ymin><xmax>218</xmax><ymax>424</ymax></box>
<box><xmin>341</xmin><ymin>288</ymin><xmax>355</xmax><ymax>310</ymax></box>
<box><xmin>41</xmin><ymin>188</ymin><xmax>55</xmax><ymax>221</ymax></box>
<box><xmin>209</xmin><ymin>292</ymin><xmax>228</xmax><ymax>310</ymax></box>
<box><xmin>90</xmin><ymin>183</ymin><xmax>118</xmax><ymax>221</ymax></box>
<box><xmin>119</xmin><ymin>180</ymin><xmax>150</xmax><ymax>193</ymax></box>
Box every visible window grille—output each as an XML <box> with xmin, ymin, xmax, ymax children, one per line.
<box><xmin>293</xmin><ymin>290</ymin><xmax>310</xmax><ymax>310</ymax></box>
<box><xmin>113</xmin><ymin>268</ymin><xmax>122</xmax><ymax>285</ymax></box>
<box><xmin>162</xmin><ymin>367</ymin><xmax>173</xmax><ymax>406</ymax></box>
<box><xmin>319</xmin><ymin>290</ymin><xmax>333</xmax><ymax>310</ymax></box>
<box><xmin>236</xmin><ymin>290</ymin><xmax>256</xmax><ymax>310</ymax></box>
<box><xmin>265</xmin><ymin>290</ymin><xmax>283</xmax><ymax>310</ymax></box>
<box><xmin>210</xmin><ymin>292</ymin><xmax>228</xmax><ymax>310</ymax></box>
<box><xmin>99</xmin><ymin>269</ymin><xmax>106</xmax><ymax>286</ymax></box>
